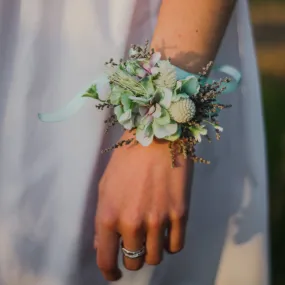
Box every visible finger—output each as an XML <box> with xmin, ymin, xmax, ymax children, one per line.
<box><xmin>145</xmin><ymin>218</ymin><xmax>166</xmax><ymax>265</ymax></box>
<box><xmin>165</xmin><ymin>215</ymin><xmax>187</xmax><ymax>254</ymax></box>
<box><xmin>121</xmin><ymin>226</ymin><xmax>145</xmax><ymax>271</ymax></box>
<box><xmin>96</xmin><ymin>221</ymin><xmax>121</xmax><ymax>281</ymax></box>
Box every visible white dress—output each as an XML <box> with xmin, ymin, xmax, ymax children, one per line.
<box><xmin>0</xmin><ymin>0</ymin><xmax>269</xmax><ymax>284</ymax></box>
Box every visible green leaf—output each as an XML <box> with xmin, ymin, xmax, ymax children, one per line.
<box><xmin>129</xmin><ymin>95</ymin><xmax>150</xmax><ymax>106</ymax></box>
<box><xmin>164</xmin><ymin>126</ymin><xmax>181</xmax><ymax>141</ymax></box>
<box><xmin>136</xmin><ymin>124</ymin><xmax>154</xmax><ymax>146</ymax></box>
<box><xmin>141</xmin><ymin>76</ymin><xmax>155</xmax><ymax>96</ymax></box>
<box><xmin>181</xmin><ymin>76</ymin><xmax>200</xmax><ymax>95</ymax></box>
<box><xmin>118</xmin><ymin>109</ymin><xmax>132</xmax><ymax>124</ymax></box>
<box><xmin>152</xmin><ymin>121</ymin><xmax>178</xmax><ymax>139</ymax></box>
<box><xmin>110</xmin><ymin>93</ymin><xmax>121</xmax><ymax>105</ymax></box>
<box><xmin>171</xmin><ymin>92</ymin><xmax>189</xmax><ymax>102</ymax></box>
<box><xmin>110</xmin><ymin>85</ymin><xmax>124</xmax><ymax>105</ymax></box>
<box><xmin>114</xmin><ymin>105</ymin><xmax>123</xmax><ymax>120</ymax></box>
<box><xmin>121</xmin><ymin>92</ymin><xmax>132</xmax><ymax>112</ymax></box>
<box><xmin>159</xmin><ymin>87</ymin><xmax>172</xmax><ymax>109</ymax></box>
<box><xmin>154</xmin><ymin>108</ymin><xmax>170</xmax><ymax>125</ymax></box>
<box><xmin>82</xmin><ymin>84</ymin><xmax>99</xmax><ymax>100</ymax></box>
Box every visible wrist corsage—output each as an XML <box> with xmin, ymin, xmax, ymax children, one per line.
<box><xmin>39</xmin><ymin>40</ymin><xmax>241</xmax><ymax>167</ymax></box>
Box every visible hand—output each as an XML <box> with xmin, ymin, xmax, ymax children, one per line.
<box><xmin>94</xmin><ymin>132</ymin><xmax>193</xmax><ymax>281</ymax></box>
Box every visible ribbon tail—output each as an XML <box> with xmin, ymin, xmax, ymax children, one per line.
<box><xmin>38</xmin><ymin>76</ymin><xmax>109</xmax><ymax>123</ymax></box>
<box><xmin>213</xmin><ymin>65</ymin><xmax>242</xmax><ymax>94</ymax></box>
<box><xmin>38</xmin><ymin>93</ymin><xmax>88</xmax><ymax>123</ymax></box>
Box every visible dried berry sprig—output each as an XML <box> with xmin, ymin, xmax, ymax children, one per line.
<box><xmin>198</xmin><ymin>61</ymin><xmax>213</xmax><ymax>79</ymax></box>
<box><xmin>215</xmin><ymin>130</ymin><xmax>221</xmax><ymax>141</ymax></box>
<box><xmin>168</xmin><ymin>137</ymin><xmax>211</xmax><ymax>166</ymax></box>
<box><xmin>104</xmin><ymin>115</ymin><xmax>118</xmax><ymax>133</ymax></box>
<box><xmin>95</xmin><ymin>102</ymin><xmax>112</xmax><ymax>110</ymax></box>
<box><xmin>129</xmin><ymin>40</ymin><xmax>154</xmax><ymax>60</ymax></box>
<box><xmin>191</xmin><ymin>155</ymin><xmax>211</xmax><ymax>164</ymax></box>
<box><xmin>105</xmin><ymin>58</ymin><xmax>119</xmax><ymax>67</ymax></box>
<box><xmin>101</xmin><ymin>138</ymin><xmax>135</xmax><ymax>153</ymax></box>
<box><xmin>104</xmin><ymin>114</ymin><xmax>116</xmax><ymax>124</ymax></box>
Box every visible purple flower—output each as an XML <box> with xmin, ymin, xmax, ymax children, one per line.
<box><xmin>141</xmin><ymin>52</ymin><xmax>161</xmax><ymax>74</ymax></box>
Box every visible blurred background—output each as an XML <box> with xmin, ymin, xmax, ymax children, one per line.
<box><xmin>249</xmin><ymin>0</ymin><xmax>285</xmax><ymax>284</ymax></box>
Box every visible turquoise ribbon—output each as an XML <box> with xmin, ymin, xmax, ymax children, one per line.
<box><xmin>175</xmin><ymin>65</ymin><xmax>241</xmax><ymax>94</ymax></box>
<box><xmin>38</xmin><ymin>65</ymin><xmax>241</xmax><ymax>123</ymax></box>
<box><xmin>38</xmin><ymin>76</ymin><xmax>107</xmax><ymax>123</ymax></box>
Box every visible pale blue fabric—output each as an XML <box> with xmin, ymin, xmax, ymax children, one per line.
<box><xmin>38</xmin><ymin>66</ymin><xmax>241</xmax><ymax>123</ymax></box>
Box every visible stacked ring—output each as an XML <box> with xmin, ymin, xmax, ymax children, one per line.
<box><xmin>121</xmin><ymin>242</ymin><xmax>146</xmax><ymax>259</ymax></box>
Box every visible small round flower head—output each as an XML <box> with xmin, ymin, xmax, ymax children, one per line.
<box><xmin>168</xmin><ymin>98</ymin><xmax>196</xmax><ymax>123</ymax></box>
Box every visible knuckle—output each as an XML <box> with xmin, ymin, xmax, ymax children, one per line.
<box><xmin>100</xmin><ymin>215</ymin><xmax>117</xmax><ymax>230</ymax></box>
<box><xmin>171</xmin><ymin>207</ymin><xmax>188</xmax><ymax>222</ymax></box>
<box><xmin>124</xmin><ymin>222</ymin><xmax>142</xmax><ymax>236</ymax></box>
<box><xmin>121</xmin><ymin>216</ymin><xmax>143</xmax><ymax>235</ymax></box>
<box><xmin>147</xmin><ymin>213</ymin><xmax>164</xmax><ymax>229</ymax></box>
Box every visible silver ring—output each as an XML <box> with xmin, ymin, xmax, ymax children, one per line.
<box><xmin>121</xmin><ymin>242</ymin><xmax>146</xmax><ymax>259</ymax></box>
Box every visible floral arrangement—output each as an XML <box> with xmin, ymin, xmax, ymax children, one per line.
<box><xmin>81</xmin><ymin>40</ymin><xmax>233</xmax><ymax>167</ymax></box>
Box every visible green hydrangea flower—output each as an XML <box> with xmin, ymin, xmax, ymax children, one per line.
<box><xmin>136</xmin><ymin>103</ymin><xmax>178</xmax><ymax>146</ymax></box>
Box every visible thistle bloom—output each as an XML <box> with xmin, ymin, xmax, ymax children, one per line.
<box><xmin>168</xmin><ymin>98</ymin><xmax>196</xmax><ymax>123</ymax></box>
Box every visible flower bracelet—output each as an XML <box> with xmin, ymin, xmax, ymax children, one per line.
<box><xmin>39</xmin><ymin>41</ymin><xmax>241</xmax><ymax>167</ymax></box>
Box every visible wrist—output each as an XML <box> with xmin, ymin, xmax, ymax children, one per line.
<box><xmin>121</xmin><ymin>131</ymin><xmax>192</xmax><ymax>170</ymax></box>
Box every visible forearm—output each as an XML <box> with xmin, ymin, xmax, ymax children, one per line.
<box><xmin>151</xmin><ymin>0</ymin><xmax>236</xmax><ymax>73</ymax></box>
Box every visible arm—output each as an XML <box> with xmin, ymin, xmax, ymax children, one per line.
<box><xmin>95</xmin><ymin>0</ymin><xmax>236</xmax><ymax>281</ymax></box>
<box><xmin>152</xmin><ymin>0</ymin><xmax>236</xmax><ymax>73</ymax></box>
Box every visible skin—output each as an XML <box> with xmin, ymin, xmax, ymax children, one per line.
<box><xmin>94</xmin><ymin>0</ymin><xmax>237</xmax><ymax>281</ymax></box>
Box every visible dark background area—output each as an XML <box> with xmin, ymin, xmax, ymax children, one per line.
<box><xmin>250</xmin><ymin>1</ymin><xmax>285</xmax><ymax>284</ymax></box>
